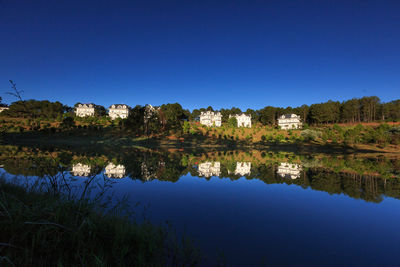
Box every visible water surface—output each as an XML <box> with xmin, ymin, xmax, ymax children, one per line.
<box><xmin>1</xmin><ymin>146</ymin><xmax>400</xmax><ymax>266</ymax></box>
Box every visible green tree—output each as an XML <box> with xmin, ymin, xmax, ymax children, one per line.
<box><xmin>360</xmin><ymin>96</ymin><xmax>380</xmax><ymax>122</ymax></box>
<box><xmin>2</xmin><ymin>100</ymin><xmax>67</xmax><ymax>119</ymax></box>
<box><xmin>183</xmin><ymin>121</ymin><xmax>191</xmax><ymax>134</ymax></box>
<box><xmin>341</xmin><ymin>98</ymin><xmax>360</xmax><ymax>123</ymax></box>
<box><xmin>189</xmin><ymin>109</ymin><xmax>201</xmax><ymax>121</ymax></box>
<box><xmin>258</xmin><ymin>106</ymin><xmax>277</xmax><ymax>126</ymax></box>
<box><xmin>309</xmin><ymin>101</ymin><xmax>340</xmax><ymax>124</ymax></box>
<box><xmin>228</xmin><ymin>117</ymin><xmax>237</xmax><ymax>128</ymax></box>
<box><xmin>125</xmin><ymin>105</ymin><xmax>145</xmax><ymax>134</ymax></box>
<box><xmin>160</xmin><ymin>103</ymin><xmax>187</xmax><ymax>132</ymax></box>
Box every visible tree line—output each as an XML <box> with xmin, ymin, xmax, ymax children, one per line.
<box><xmin>1</xmin><ymin>96</ymin><xmax>400</xmax><ymax>128</ymax></box>
<box><xmin>180</xmin><ymin>96</ymin><xmax>400</xmax><ymax>125</ymax></box>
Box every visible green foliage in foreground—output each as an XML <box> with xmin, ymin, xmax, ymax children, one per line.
<box><xmin>0</xmin><ymin>179</ymin><xmax>201</xmax><ymax>266</ymax></box>
<box><xmin>300</xmin><ymin>129</ymin><xmax>322</xmax><ymax>141</ymax></box>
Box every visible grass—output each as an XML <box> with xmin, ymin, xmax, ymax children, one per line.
<box><xmin>3</xmin><ymin>121</ymin><xmax>400</xmax><ymax>154</ymax></box>
<box><xmin>0</xmin><ymin>177</ymin><xmax>201</xmax><ymax>266</ymax></box>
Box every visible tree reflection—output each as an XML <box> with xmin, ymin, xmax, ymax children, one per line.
<box><xmin>1</xmin><ymin>145</ymin><xmax>400</xmax><ymax>203</ymax></box>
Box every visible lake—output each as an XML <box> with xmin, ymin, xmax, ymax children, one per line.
<box><xmin>1</xmin><ymin>145</ymin><xmax>400</xmax><ymax>266</ymax></box>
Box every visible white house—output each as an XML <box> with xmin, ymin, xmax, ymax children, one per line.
<box><xmin>0</xmin><ymin>106</ymin><xmax>9</xmax><ymax>113</ymax></box>
<box><xmin>278</xmin><ymin>114</ymin><xmax>302</xmax><ymax>129</ymax></box>
<box><xmin>198</xmin><ymin>161</ymin><xmax>221</xmax><ymax>177</ymax></box>
<box><xmin>229</xmin><ymin>114</ymin><xmax>252</xmax><ymax>128</ymax></box>
<box><xmin>277</xmin><ymin>162</ymin><xmax>302</xmax><ymax>179</ymax></box>
<box><xmin>109</xmin><ymin>104</ymin><xmax>129</xmax><ymax>120</ymax></box>
<box><xmin>75</xmin><ymin>103</ymin><xmax>95</xmax><ymax>117</ymax></box>
<box><xmin>235</xmin><ymin>162</ymin><xmax>251</xmax><ymax>176</ymax></box>
<box><xmin>71</xmin><ymin>163</ymin><xmax>91</xmax><ymax>176</ymax></box>
<box><xmin>144</xmin><ymin>104</ymin><xmax>159</xmax><ymax>123</ymax></box>
<box><xmin>105</xmin><ymin>163</ymin><xmax>126</xmax><ymax>178</ymax></box>
<box><xmin>200</xmin><ymin>111</ymin><xmax>222</xmax><ymax>127</ymax></box>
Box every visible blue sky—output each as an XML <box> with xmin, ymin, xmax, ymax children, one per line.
<box><xmin>0</xmin><ymin>0</ymin><xmax>399</xmax><ymax>110</ymax></box>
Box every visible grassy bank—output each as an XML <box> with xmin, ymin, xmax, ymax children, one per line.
<box><xmin>3</xmin><ymin>128</ymin><xmax>400</xmax><ymax>154</ymax></box>
<box><xmin>0</xmin><ymin>178</ymin><xmax>200</xmax><ymax>266</ymax></box>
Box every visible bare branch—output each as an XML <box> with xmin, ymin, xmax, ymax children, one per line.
<box><xmin>8</xmin><ymin>80</ymin><xmax>24</xmax><ymax>102</ymax></box>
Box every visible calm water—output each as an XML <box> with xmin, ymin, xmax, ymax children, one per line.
<box><xmin>1</xmin><ymin>145</ymin><xmax>400</xmax><ymax>266</ymax></box>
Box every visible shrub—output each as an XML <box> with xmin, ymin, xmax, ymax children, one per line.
<box><xmin>321</xmin><ymin>133</ymin><xmax>328</xmax><ymax>142</ymax></box>
<box><xmin>261</xmin><ymin>135</ymin><xmax>267</xmax><ymax>142</ymax></box>
<box><xmin>246</xmin><ymin>135</ymin><xmax>252</xmax><ymax>142</ymax></box>
<box><xmin>331</xmin><ymin>136</ymin><xmax>338</xmax><ymax>144</ymax></box>
<box><xmin>275</xmin><ymin>134</ymin><xmax>284</xmax><ymax>143</ymax></box>
<box><xmin>301</xmin><ymin>129</ymin><xmax>322</xmax><ymax>141</ymax></box>
<box><xmin>390</xmin><ymin>133</ymin><xmax>400</xmax><ymax>145</ymax></box>
<box><xmin>333</xmin><ymin>124</ymin><xmax>342</xmax><ymax>133</ymax></box>
<box><xmin>364</xmin><ymin>127</ymin><xmax>390</xmax><ymax>145</ymax></box>
<box><xmin>61</xmin><ymin>117</ymin><xmax>75</xmax><ymax>130</ymax></box>
<box><xmin>388</xmin><ymin>126</ymin><xmax>400</xmax><ymax>134</ymax></box>
<box><xmin>267</xmin><ymin>135</ymin><xmax>274</xmax><ymax>143</ymax></box>
<box><xmin>354</xmin><ymin>124</ymin><xmax>364</xmax><ymax>132</ymax></box>
<box><xmin>228</xmin><ymin>117</ymin><xmax>237</xmax><ymax>128</ymax></box>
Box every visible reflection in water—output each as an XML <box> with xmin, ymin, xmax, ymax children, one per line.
<box><xmin>1</xmin><ymin>145</ymin><xmax>400</xmax><ymax>203</ymax></box>
<box><xmin>104</xmin><ymin>163</ymin><xmax>126</xmax><ymax>178</ymax></box>
<box><xmin>2</xmin><ymin>147</ymin><xmax>400</xmax><ymax>266</ymax></box>
<box><xmin>198</xmin><ymin>161</ymin><xmax>221</xmax><ymax>177</ymax></box>
<box><xmin>71</xmin><ymin>163</ymin><xmax>91</xmax><ymax>177</ymax></box>
<box><xmin>277</xmin><ymin>162</ymin><xmax>302</xmax><ymax>179</ymax></box>
<box><xmin>235</xmin><ymin>162</ymin><xmax>251</xmax><ymax>176</ymax></box>
<box><xmin>141</xmin><ymin>161</ymin><xmax>165</xmax><ymax>181</ymax></box>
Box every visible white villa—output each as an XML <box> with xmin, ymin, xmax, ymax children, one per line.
<box><xmin>0</xmin><ymin>106</ymin><xmax>9</xmax><ymax>113</ymax></box>
<box><xmin>71</xmin><ymin>163</ymin><xmax>91</xmax><ymax>176</ymax></box>
<box><xmin>144</xmin><ymin>104</ymin><xmax>159</xmax><ymax>123</ymax></box>
<box><xmin>109</xmin><ymin>104</ymin><xmax>129</xmax><ymax>120</ymax></box>
<box><xmin>277</xmin><ymin>162</ymin><xmax>302</xmax><ymax>179</ymax></box>
<box><xmin>200</xmin><ymin>111</ymin><xmax>222</xmax><ymax>127</ymax></box>
<box><xmin>229</xmin><ymin>114</ymin><xmax>252</xmax><ymax>128</ymax></box>
<box><xmin>278</xmin><ymin>114</ymin><xmax>302</xmax><ymax>129</ymax></box>
<box><xmin>140</xmin><ymin>161</ymin><xmax>165</xmax><ymax>181</ymax></box>
<box><xmin>105</xmin><ymin>163</ymin><xmax>126</xmax><ymax>178</ymax></box>
<box><xmin>198</xmin><ymin>161</ymin><xmax>221</xmax><ymax>177</ymax></box>
<box><xmin>75</xmin><ymin>103</ymin><xmax>95</xmax><ymax>117</ymax></box>
<box><xmin>235</xmin><ymin>162</ymin><xmax>251</xmax><ymax>176</ymax></box>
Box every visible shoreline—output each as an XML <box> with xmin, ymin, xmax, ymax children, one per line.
<box><xmin>0</xmin><ymin>177</ymin><xmax>201</xmax><ymax>266</ymax></box>
<box><xmin>2</xmin><ymin>131</ymin><xmax>399</xmax><ymax>154</ymax></box>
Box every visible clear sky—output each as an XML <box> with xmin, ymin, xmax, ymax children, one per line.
<box><xmin>1</xmin><ymin>0</ymin><xmax>399</xmax><ymax>110</ymax></box>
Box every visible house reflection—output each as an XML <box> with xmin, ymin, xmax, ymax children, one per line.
<box><xmin>235</xmin><ymin>162</ymin><xmax>251</xmax><ymax>176</ymax></box>
<box><xmin>140</xmin><ymin>161</ymin><xmax>165</xmax><ymax>181</ymax></box>
<box><xmin>277</xmin><ymin>162</ymin><xmax>302</xmax><ymax>179</ymax></box>
<box><xmin>71</xmin><ymin>163</ymin><xmax>91</xmax><ymax>176</ymax></box>
<box><xmin>198</xmin><ymin>161</ymin><xmax>221</xmax><ymax>177</ymax></box>
<box><xmin>105</xmin><ymin>163</ymin><xmax>126</xmax><ymax>178</ymax></box>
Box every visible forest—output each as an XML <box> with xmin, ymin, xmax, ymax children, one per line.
<box><xmin>1</xmin><ymin>96</ymin><xmax>400</xmax><ymax>126</ymax></box>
